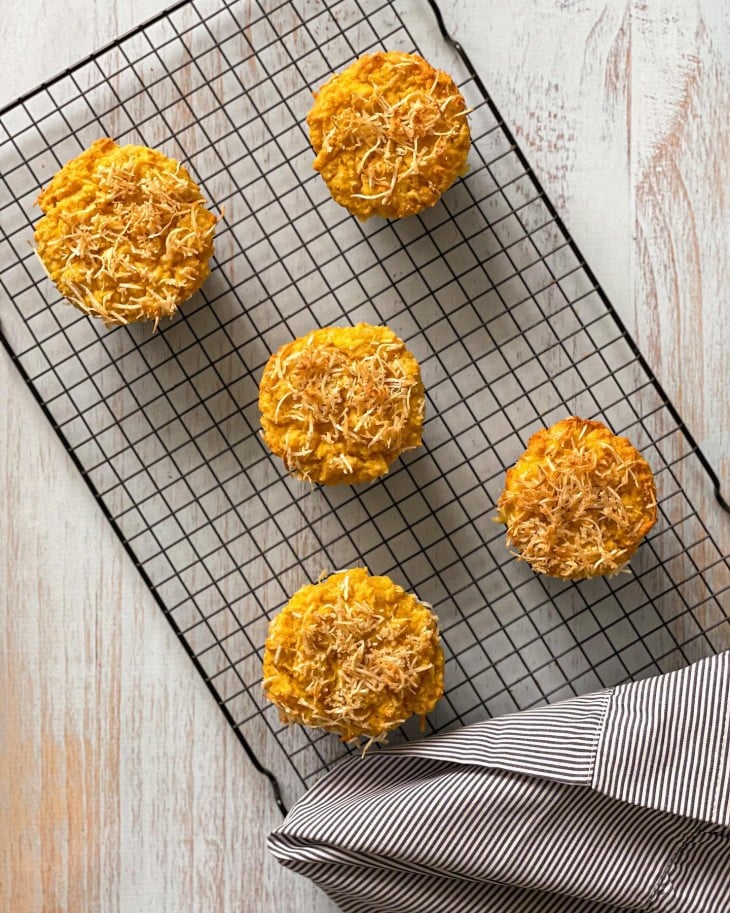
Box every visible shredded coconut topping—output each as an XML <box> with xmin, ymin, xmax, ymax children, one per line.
<box><xmin>35</xmin><ymin>139</ymin><xmax>218</xmax><ymax>328</ymax></box>
<box><xmin>498</xmin><ymin>418</ymin><xmax>657</xmax><ymax>579</ymax></box>
<box><xmin>277</xmin><ymin>337</ymin><xmax>412</xmax><ymax>445</ymax></box>
<box><xmin>308</xmin><ymin>51</ymin><xmax>471</xmax><ymax>219</ymax></box>
<box><xmin>320</xmin><ymin>56</ymin><xmax>468</xmax><ymax>205</ymax></box>
<box><xmin>260</xmin><ymin>325</ymin><xmax>424</xmax><ymax>485</ymax></box>
<box><xmin>262</xmin><ymin>569</ymin><xmax>443</xmax><ymax>743</ymax></box>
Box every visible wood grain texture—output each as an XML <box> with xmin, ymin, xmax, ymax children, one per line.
<box><xmin>1</xmin><ymin>2</ymin><xmax>728</xmax><ymax>912</ymax></box>
<box><xmin>0</xmin><ymin>5</ymin><xmax>337</xmax><ymax>911</ymax></box>
<box><xmin>449</xmin><ymin>0</ymin><xmax>730</xmax><ymax>507</ymax></box>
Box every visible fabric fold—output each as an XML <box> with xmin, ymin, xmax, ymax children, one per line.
<box><xmin>382</xmin><ymin>689</ymin><xmax>611</xmax><ymax>784</ymax></box>
<box><xmin>594</xmin><ymin>651</ymin><xmax>730</xmax><ymax>827</ymax></box>
<box><xmin>269</xmin><ymin>651</ymin><xmax>730</xmax><ymax>912</ymax></box>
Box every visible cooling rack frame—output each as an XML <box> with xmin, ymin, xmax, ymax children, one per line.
<box><xmin>1</xmin><ymin>0</ymin><xmax>728</xmax><ymax>815</ymax></box>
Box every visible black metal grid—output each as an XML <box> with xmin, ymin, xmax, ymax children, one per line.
<box><xmin>1</xmin><ymin>0</ymin><xmax>728</xmax><ymax>812</ymax></box>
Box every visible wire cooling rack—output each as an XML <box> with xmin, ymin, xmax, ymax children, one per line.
<box><xmin>1</xmin><ymin>0</ymin><xmax>729</xmax><ymax>812</ymax></box>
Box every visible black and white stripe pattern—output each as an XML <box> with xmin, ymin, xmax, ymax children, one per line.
<box><xmin>383</xmin><ymin>690</ymin><xmax>611</xmax><ymax>783</ymax></box>
<box><xmin>595</xmin><ymin>651</ymin><xmax>730</xmax><ymax>826</ymax></box>
<box><xmin>269</xmin><ymin>652</ymin><xmax>730</xmax><ymax>912</ymax></box>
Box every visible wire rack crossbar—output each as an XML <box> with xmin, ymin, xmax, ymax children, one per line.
<box><xmin>1</xmin><ymin>0</ymin><xmax>728</xmax><ymax>810</ymax></box>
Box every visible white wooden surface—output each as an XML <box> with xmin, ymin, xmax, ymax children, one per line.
<box><xmin>1</xmin><ymin>2</ymin><xmax>728</xmax><ymax>911</ymax></box>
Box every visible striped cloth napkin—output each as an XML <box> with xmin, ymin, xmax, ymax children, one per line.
<box><xmin>269</xmin><ymin>651</ymin><xmax>729</xmax><ymax>912</ymax></box>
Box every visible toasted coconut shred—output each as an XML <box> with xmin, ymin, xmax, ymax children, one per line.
<box><xmin>328</xmin><ymin>81</ymin><xmax>466</xmax><ymax>199</ymax></box>
<box><xmin>307</xmin><ymin>51</ymin><xmax>471</xmax><ymax>220</ymax></box>
<box><xmin>262</xmin><ymin>568</ymin><xmax>444</xmax><ymax>743</ymax></box>
<box><xmin>259</xmin><ymin>324</ymin><xmax>425</xmax><ymax>485</ymax></box>
<box><xmin>34</xmin><ymin>138</ymin><xmax>218</xmax><ymax>328</ymax></box>
<box><xmin>497</xmin><ymin>417</ymin><xmax>658</xmax><ymax>579</ymax></box>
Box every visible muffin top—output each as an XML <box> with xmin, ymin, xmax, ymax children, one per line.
<box><xmin>498</xmin><ymin>417</ymin><xmax>657</xmax><ymax>579</ymax></box>
<box><xmin>263</xmin><ymin>568</ymin><xmax>444</xmax><ymax>743</ymax></box>
<box><xmin>259</xmin><ymin>323</ymin><xmax>425</xmax><ymax>485</ymax></box>
<box><xmin>34</xmin><ymin>137</ymin><xmax>218</xmax><ymax>327</ymax></box>
<box><xmin>307</xmin><ymin>51</ymin><xmax>470</xmax><ymax>220</ymax></box>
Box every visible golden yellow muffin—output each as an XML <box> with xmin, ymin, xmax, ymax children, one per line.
<box><xmin>34</xmin><ymin>137</ymin><xmax>218</xmax><ymax>328</ymax></box>
<box><xmin>497</xmin><ymin>417</ymin><xmax>657</xmax><ymax>579</ymax></box>
<box><xmin>307</xmin><ymin>50</ymin><xmax>470</xmax><ymax>220</ymax></box>
<box><xmin>258</xmin><ymin>323</ymin><xmax>425</xmax><ymax>485</ymax></box>
<box><xmin>263</xmin><ymin>568</ymin><xmax>444</xmax><ymax>743</ymax></box>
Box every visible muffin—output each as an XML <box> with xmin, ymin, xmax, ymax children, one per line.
<box><xmin>497</xmin><ymin>417</ymin><xmax>657</xmax><ymax>579</ymax></box>
<box><xmin>34</xmin><ymin>137</ymin><xmax>218</xmax><ymax>328</ymax></box>
<box><xmin>262</xmin><ymin>568</ymin><xmax>444</xmax><ymax>742</ymax></box>
<box><xmin>307</xmin><ymin>50</ymin><xmax>470</xmax><ymax>220</ymax></box>
<box><xmin>258</xmin><ymin>323</ymin><xmax>425</xmax><ymax>485</ymax></box>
